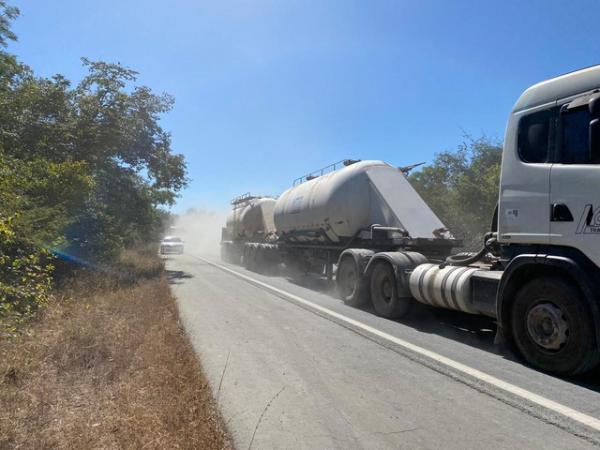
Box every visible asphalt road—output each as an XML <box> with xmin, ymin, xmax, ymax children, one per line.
<box><xmin>166</xmin><ymin>252</ymin><xmax>600</xmax><ymax>449</ymax></box>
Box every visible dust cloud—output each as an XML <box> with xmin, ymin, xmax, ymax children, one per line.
<box><xmin>173</xmin><ymin>209</ymin><xmax>227</xmax><ymax>257</ymax></box>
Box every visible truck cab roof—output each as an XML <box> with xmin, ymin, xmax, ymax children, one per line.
<box><xmin>512</xmin><ymin>64</ymin><xmax>600</xmax><ymax>113</ymax></box>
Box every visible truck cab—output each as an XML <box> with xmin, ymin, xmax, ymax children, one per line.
<box><xmin>496</xmin><ymin>65</ymin><xmax>600</xmax><ymax>374</ymax></box>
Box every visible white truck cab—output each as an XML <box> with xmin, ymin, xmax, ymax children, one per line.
<box><xmin>495</xmin><ymin>65</ymin><xmax>600</xmax><ymax>374</ymax></box>
<box><xmin>499</xmin><ymin>65</ymin><xmax>600</xmax><ymax>258</ymax></box>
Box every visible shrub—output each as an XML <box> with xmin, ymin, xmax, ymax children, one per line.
<box><xmin>0</xmin><ymin>215</ymin><xmax>53</xmax><ymax>331</ymax></box>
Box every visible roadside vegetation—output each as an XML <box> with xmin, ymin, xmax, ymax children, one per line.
<box><xmin>409</xmin><ymin>136</ymin><xmax>502</xmax><ymax>250</ymax></box>
<box><xmin>0</xmin><ymin>3</ymin><xmax>230</xmax><ymax>448</ymax></box>
<box><xmin>0</xmin><ymin>0</ymin><xmax>186</xmax><ymax>328</ymax></box>
<box><xmin>0</xmin><ymin>249</ymin><xmax>231</xmax><ymax>449</ymax></box>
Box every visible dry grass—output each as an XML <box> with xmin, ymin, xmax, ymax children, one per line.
<box><xmin>0</xmin><ymin>253</ymin><xmax>231</xmax><ymax>449</ymax></box>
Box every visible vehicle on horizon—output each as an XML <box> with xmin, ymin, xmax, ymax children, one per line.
<box><xmin>221</xmin><ymin>65</ymin><xmax>600</xmax><ymax>376</ymax></box>
<box><xmin>160</xmin><ymin>236</ymin><xmax>184</xmax><ymax>255</ymax></box>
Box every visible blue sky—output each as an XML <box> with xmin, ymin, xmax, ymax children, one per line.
<box><xmin>9</xmin><ymin>0</ymin><xmax>600</xmax><ymax>212</ymax></box>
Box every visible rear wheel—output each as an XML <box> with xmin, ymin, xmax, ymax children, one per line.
<box><xmin>221</xmin><ymin>244</ymin><xmax>229</xmax><ymax>262</ymax></box>
<box><xmin>511</xmin><ymin>277</ymin><xmax>600</xmax><ymax>375</ymax></box>
<box><xmin>242</xmin><ymin>245</ymin><xmax>254</xmax><ymax>270</ymax></box>
<box><xmin>253</xmin><ymin>246</ymin><xmax>267</xmax><ymax>273</ymax></box>
<box><xmin>370</xmin><ymin>261</ymin><xmax>412</xmax><ymax>319</ymax></box>
<box><xmin>336</xmin><ymin>256</ymin><xmax>367</xmax><ymax>306</ymax></box>
<box><xmin>230</xmin><ymin>245</ymin><xmax>242</xmax><ymax>265</ymax></box>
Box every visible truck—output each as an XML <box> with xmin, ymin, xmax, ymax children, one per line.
<box><xmin>220</xmin><ymin>65</ymin><xmax>600</xmax><ymax>376</ymax></box>
<box><xmin>220</xmin><ymin>193</ymin><xmax>277</xmax><ymax>264</ymax></box>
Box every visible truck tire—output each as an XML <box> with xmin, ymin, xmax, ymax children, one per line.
<box><xmin>370</xmin><ymin>261</ymin><xmax>412</xmax><ymax>319</ymax></box>
<box><xmin>233</xmin><ymin>245</ymin><xmax>243</xmax><ymax>265</ymax></box>
<box><xmin>253</xmin><ymin>245</ymin><xmax>267</xmax><ymax>273</ymax></box>
<box><xmin>220</xmin><ymin>244</ymin><xmax>230</xmax><ymax>263</ymax></box>
<box><xmin>249</xmin><ymin>246</ymin><xmax>258</xmax><ymax>271</ymax></box>
<box><xmin>259</xmin><ymin>245</ymin><xmax>278</xmax><ymax>274</ymax></box>
<box><xmin>336</xmin><ymin>256</ymin><xmax>367</xmax><ymax>306</ymax></box>
<box><xmin>511</xmin><ymin>277</ymin><xmax>600</xmax><ymax>375</ymax></box>
<box><xmin>243</xmin><ymin>246</ymin><xmax>254</xmax><ymax>270</ymax></box>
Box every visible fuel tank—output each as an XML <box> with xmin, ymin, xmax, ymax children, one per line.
<box><xmin>225</xmin><ymin>197</ymin><xmax>276</xmax><ymax>241</ymax></box>
<box><xmin>273</xmin><ymin>160</ymin><xmax>448</xmax><ymax>243</ymax></box>
<box><xmin>409</xmin><ymin>263</ymin><xmax>487</xmax><ymax>315</ymax></box>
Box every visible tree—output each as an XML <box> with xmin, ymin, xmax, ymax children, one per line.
<box><xmin>409</xmin><ymin>136</ymin><xmax>502</xmax><ymax>250</ymax></box>
<box><xmin>0</xmin><ymin>1</ymin><xmax>18</xmax><ymax>47</ymax></box>
<box><xmin>61</xmin><ymin>59</ymin><xmax>188</xmax><ymax>261</ymax></box>
<box><xmin>0</xmin><ymin>0</ymin><xmax>188</xmax><ymax>325</ymax></box>
<box><xmin>0</xmin><ymin>152</ymin><xmax>92</xmax><ymax>325</ymax></box>
<box><xmin>0</xmin><ymin>57</ymin><xmax>188</xmax><ymax>262</ymax></box>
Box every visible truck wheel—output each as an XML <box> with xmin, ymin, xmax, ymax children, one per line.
<box><xmin>248</xmin><ymin>246</ymin><xmax>257</xmax><ymax>271</ymax></box>
<box><xmin>336</xmin><ymin>256</ymin><xmax>367</xmax><ymax>306</ymax></box>
<box><xmin>370</xmin><ymin>261</ymin><xmax>412</xmax><ymax>319</ymax></box>
<box><xmin>243</xmin><ymin>246</ymin><xmax>253</xmax><ymax>270</ymax></box>
<box><xmin>511</xmin><ymin>277</ymin><xmax>600</xmax><ymax>375</ymax></box>
<box><xmin>254</xmin><ymin>246</ymin><xmax>266</xmax><ymax>273</ymax></box>
<box><xmin>231</xmin><ymin>246</ymin><xmax>241</xmax><ymax>265</ymax></box>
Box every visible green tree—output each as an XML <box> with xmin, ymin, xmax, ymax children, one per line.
<box><xmin>0</xmin><ymin>57</ymin><xmax>188</xmax><ymax>262</ymax></box>
<box><xmin>0</xmin><ymin>1</ymin><xmax>18</xmax><ymax>47</ymax></box>
<box><xmin>0</xmin><ymin>1</ymin><xmax>187</xmax><ymax>325</ymax></box>
<box><xmin>62</xmin><ymin>59</ymin><xmax>187</xmax><ymax>261</ymax></box>
<box><xmin>0</xmin><ymin>152</ymin><xmax>92</xmax><ymax>325</ymax></box>
<box><xmin>409</xmin><ymin>136</ymin><xmax>502</xmax><ymax>250</ymax></box>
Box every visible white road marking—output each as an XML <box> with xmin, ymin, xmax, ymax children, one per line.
<box><xmin>195</xmin><ymin>256</ymin><xmax>600</xmax><ymax>433</ymax></box>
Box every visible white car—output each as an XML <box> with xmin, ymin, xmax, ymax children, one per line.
<box><xmin>160</xmin><ymin>236</ymin><xmax>184</xmax><ymax>255</ymax></box>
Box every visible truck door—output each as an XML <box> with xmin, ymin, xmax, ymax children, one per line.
<box><xmin>498</xmin><ymin>104</ymin><xmax>555</xmax><ymax>244</ymax></box>
<box><xmin>550</xmin><ymin>92</ymin><xmax>600</xmax><ymax>266</ymax></box>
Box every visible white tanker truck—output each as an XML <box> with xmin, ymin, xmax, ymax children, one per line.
<box><xmin>221</xmin><ymin>65</ymin><xmax>600</xmax><ymax>376</ymax></box>
<box><xmin>220</xmin><ymin>193</ymin><xmax>277</xmax><ymax>263</ymax></box>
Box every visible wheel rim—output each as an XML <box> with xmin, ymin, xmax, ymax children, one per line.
<box><xmin>371</xmin><ymin>262</ymin><xmax>396</xmax><ymax>306</ymax></box>
<box><xmin>379</xmin><ymin>275</ymin><xmax>393</xmax><ymax>304</ymax></box>
<box><xmin>339</xmin><ymin>259</ymin><xmax>357</xmax><ymax>298</ymax></box>
<box><xmin>526</xmin><ymin>302</ymin><xmax>569</xmax><ymax>351</ymax></box>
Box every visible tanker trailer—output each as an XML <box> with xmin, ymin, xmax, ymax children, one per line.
<box><xmin>221</xmin><ymin>65</ymin><xmax>600</xmax><ymax>376</ymax></box>
<box><xmin>248</xmin><ymin>159</ymin><xmax>460</xmax><ymax>316</ymax></box>
<box><xmin>220</xmin><ymin>193</ymin><xmax>276</xmax><ymax>264</ymax></box>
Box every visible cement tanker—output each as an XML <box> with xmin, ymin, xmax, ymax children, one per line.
<box><xmin>223</xmin><ymin>159</ymin><xmax>459</xmax><ymax>316</ymax></box>
<box><xmin>220</xmin><ymin>193</ymin><xmax>276</xmax><ymax>263</ymax></box>
<box><xmin>273</xmin><ymin>160</ymin><xmax>448</xmax><ymax>244</ymax></box>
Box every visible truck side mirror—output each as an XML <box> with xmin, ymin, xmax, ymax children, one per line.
<box><xmin>590</xmin><ymin>118</ymin><xmax>600</xmax><ymax>162</ymax></box>
<box><xmin>590</xmin><ymin>94</ymin><xmax>600</xmax><ymax>118</ymax></box>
